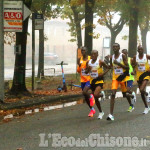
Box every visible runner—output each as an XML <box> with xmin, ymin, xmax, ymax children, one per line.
<box><xmin>132</xmin><ymin>45</ymin><xmax>150</xmax><ymax>114</ymax></box>
<box><xmin>122</xmin><ymin>49</ymin><xmax>136</xmax><ymax>112</ymax></box>
<box><xmin>107</xmin><ymin>43</ymin><xmax>131</xmax><ymax>121</ymax></box>
<box><xmin>77</xmin><ymin>46</ymin><xmax>93</xmax><ymax>117</ymax></box>
<box><xmin>83</xmin><ymin>50</ymin><xmax>110</xmax><ymax>119</ymax></box>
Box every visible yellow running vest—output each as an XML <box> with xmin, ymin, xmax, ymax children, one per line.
<box><xmin>112</xmin><ymin>53</ymin><xmax>129</xmax><ymax>82</ymax></box>
<box><xmin>135</xmin><ymin>54</ymin><xmax>149</xmax><ymax>81</ymax></box>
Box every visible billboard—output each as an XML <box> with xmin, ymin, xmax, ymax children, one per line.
<box><xmin>4</xmin><ymin>1</ymin><xmax>23</xmax><ymax>32</ymax></box>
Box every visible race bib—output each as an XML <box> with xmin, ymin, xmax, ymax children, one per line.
<box><xmin>114</xmin><ymin>68</ymin><xmax>123</xmax><ymax>74</ymax></box>
<box><xmin>138</xmin><ymin>64</ymin><xmax>145</xmax><ymax>72</ymax></box>
<box><xmin>90</xmin><ymin>70</ymin><xmax>98</xmax><ymax>78</ymax></box>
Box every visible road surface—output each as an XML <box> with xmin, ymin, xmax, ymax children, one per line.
<box><xmin>0</xmin><ymin>95</ymin><xmax>150</xmax><ymax>150</ymax></box>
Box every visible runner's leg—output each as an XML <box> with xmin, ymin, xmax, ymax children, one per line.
<box><xmin>138</xmin><ymin>80</ymin><xmax>149</xmax><ymax>108</ymax></box>
<box><xmin>93</xmin><ymin>85</ymin><xmax>102</xmax><ymax>112</ymax></box>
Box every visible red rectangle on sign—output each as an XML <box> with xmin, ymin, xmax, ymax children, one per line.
<box><xmin>4</xmin><ymin>12</ymin><xmax>22</xmax><ymax>20</ymax></box>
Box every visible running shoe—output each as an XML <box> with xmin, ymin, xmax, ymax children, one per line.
<box><xmin>89</xmin><ymin>94</ymin><xmax>95</xmax><ymax>106</ymax></box>
<box><xmin>88</xmin><ymin>108</ymin><xmax>96</xmax><ymax>117</ymax></box>
<box><xmin>106</xmin><ymin>114</ymin><xmax>114</xmax><ymax>121</ymax></box>
<box><xmin>143</xmin><ymin>107</ymin><xmax>150</xmax><ymax>114</ymax></box>
<box><xmin>98</xmin><ymin>112</ymin><xmax>104</xmax><ymax>119</ymax></box>
<box><xmin>131</xmin><ymin>91</ymin><xmax>136</xmax><ymax>105</ymax></box>
<box><xmin>127</xmin><ymin>106</ymin><xmax>134</xmax><ymax>112</ymax></box>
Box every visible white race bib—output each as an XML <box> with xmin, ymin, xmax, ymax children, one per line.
<box><xmin>138</xmin><ymin>64</ymin><xmax>145</xmax><ymax>72</ymax></box>
<box><xmin>90</xmin><ymin>70</ymin><xmax>98</xmax><ymax>78</ymax></box>
<box><xmin>114</xmin><ymin>68</ymin><xmax>123</xmax><ymax>74</ymax></box>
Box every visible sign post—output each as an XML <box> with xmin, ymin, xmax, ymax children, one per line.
<box><xmin>0</xmin><ymin>0</ymin><xmax>4</xmax><ymax>102</ymax></box>
<box><xmin>32</xmin><ymin>13</ymin><xmax>44</xmax><ymax>90</ymax></box>
<box><xmin>32</xmin><ymin>13</ymin><xmax>35</xmax><ymax>91</ymax></box>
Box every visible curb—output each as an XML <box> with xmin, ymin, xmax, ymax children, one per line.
<box><xmin>0</xmin><ymin>94</ymin><xmax>83</xmax><ymax>110</ymax></box>
<box><xmin>3</xmin><ymin>98</ymin><xmax>84</xmax><ymax>121</ymax></box>
<box><xmin>2</xmin><ymin>86</ymin><xmax>150</xmax><ymax>121</ymax></box>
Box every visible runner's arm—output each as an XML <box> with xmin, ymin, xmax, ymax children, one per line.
<box><xmin>131</xmin><ymin>55</ymin><xmax>137</xmax><ymax>74</ymax></box>
<box><xmin>131</xmin><ymin>55</ymin><xmax>137</xmax><ymax>68</ymax></box>
<box><xmin>130</xmin><ymin>58</ymin><xmax>135</xmax><ymax>75</ymax></box>
<box><xmin>100</xmin><ymin>60</ymin><xmax>111</xmax><ymax>69</ymax></box>
<box><xmin>85</xmin><ymin>60</ymin><xmax>91</xmax><ymax>74</ymax></box>
<box><xmin>109</xmin><ymin>56</ymin><xmax>113</xmax><ymax>68</ymax></box>
<box><xmin>77</xmin><ymin>58</ymin><xmax>81</xmax><ymax>73</ymax></box>
<box><xmin>98</xmin><ymin>60</ymin><xmax>110</xmax><ymax>77</ymax></box>
<box><xmin>146</xmin><ymin>55</ymin><xmax>150</xmax><ymax>73</ymax></box>
<box><xmin>146</xmin><ymin>55</ymin><xmax>150</xmax><ymax>60</ymax></box>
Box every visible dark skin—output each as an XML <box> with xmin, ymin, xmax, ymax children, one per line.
<box><xmin>77</xmin><ymin>47</ymin><xmax>91</xmax><ymax>109</ymax></box>
<box><xmin>77</xmin><ymin>48</ymin><xmax>89</xmax><ymax>67</ymax></box>
<box><xmin>132</xmin><ymin>46</ymin><xmax>150</xmax><ymax>108</ymax></box>
<box><xmin>83</xmin><ymin>50</ymin><xmax>110</xmax><ymax>113</ymax></box>
<box><xmin>122</xmin><ymin>49</ymin><xmax>134</xmax><ymax>102</ymax></box>
<box><xmin>109</xmin><ymin>44</ymin><xmax>130</xmax><ymax>115</ymax></box>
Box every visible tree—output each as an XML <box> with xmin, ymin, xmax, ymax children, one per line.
<box><xmin>97</xmin><ymin>9</ymin><xmax>126</xmax><ymax>54</ymax></box>
<box><xmin>10</xmin><ymin>0</ymin><xmax>32</xmax><ymax>95</ymax></box>
<box><xmin>139</xmin><ymin>16</ymin><xmax>150</xmax><ymax>53</ymax></box>
<box><xmin>84</xmin><ymin>0</ymin><xmax>95</xmax><ymax>54</ymax></box>
<box><xmin>70</xmin><ymin>2</ymin><xmax>83</xmax><ymax>48</ymax></box>
<box><xmin>138</xmin><ymin>0</ymin><xmax>150</xmax><ymax>53</ymax></box>
<box><xmin>61</xmin><ymin>0</ymin><xmax>85</xmax><ymax>48</ymax></box>
<box><xmin>125</xmin><ymin>0</ymin><xmax>140</xmax><ymax>57</ymax></box>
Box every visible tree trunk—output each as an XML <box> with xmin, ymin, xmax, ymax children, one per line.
<box><xmin>110</xmin><ymin>32</ymin><xmax>117</xmax><ymax>55</ymax></box>
<box><xmin>84</xmin><ymin>0</ymin><xmax>95</xmax><ymax>54</ymax></box>
<box><xmin>141</xmin><ymin>29</ymin><xmax>148</xmax><ymax>53</ymax></box>
<box><xmin>140</xmin><ymin>17</ymin><xmax>149</xmax><ymax>53</ymax></box>
<box><xmin>128</xmin><ymin>0</ymin><xmax>139</xmax><ymax>57</ymax></box>
<box><xmin>76</xmin><ymin>22</ymin><xmax>82</xmax><ymax>48</ymax></box>
<box><xmin>10</xmin><ymin>18</ymin><xmax>29</xmax><ymax>94</ymax></box>
<box><xmin>10</xmin><ymin>0</ymin><xmax>32</xmax><ymax>95</ymax></box>
<box><xmin>37</xmin><ymin>29</ymin><xmax>44</xmax><ymax>78</ymax></box>
<box><xmin>71</xmin><ymin>6</ymin><xmax>82</xmax><ymax>48</ymax></box>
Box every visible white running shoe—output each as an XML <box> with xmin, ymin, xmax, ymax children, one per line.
<box><xmin>131</xmin><ymin>91</ymin><xmax>136</xmax><ymax>105</ymax></box>
<box><xmin>106</xmin><ymin>114</ymin><xmax>114</xmax><ymax>121</ymax></box>
<box><xmin>143</xmin><ymin>107</ymin><xmax>150</xmax><ymax>114</ymax></box>
<box><xmin>98</xmin><ymin>91</ymin><xmax>105</xmax><ymax>102</ymax></box>
<box><xmin>98</xmin><ymin>112</ymin><xmax>104</xmax><ymax>119</ymax></box>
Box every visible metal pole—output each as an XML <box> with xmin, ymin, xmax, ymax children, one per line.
<box><xmin>0</xmin><ymin>0</ymin><xmax>4</xmax><ymax>102</ymax></box>
<box><xmin>32</xmin><ymin>13</ymin><xmax>35</xmax><ymax>91</ymax></box>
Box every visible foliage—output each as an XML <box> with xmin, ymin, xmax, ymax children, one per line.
<box><xmin>60</xmin><ymin>0</ymin><xmax>85</xmax><ymax>43</ymax></box>
<box><xmin>31</xmin><ymin>0</ymin><xmax>63</xmax><ymax>20</ymax></box>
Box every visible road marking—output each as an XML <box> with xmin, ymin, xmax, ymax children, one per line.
<box><xmin>34</xmin><ymin>108</ymin><xmax>39</xmax><ymax>113</ymax></box>
<box><xmin>25</xmin><ymin>110</ymin><xmax>32</xmax><ymax>114</ymax></box>
<box><xmin>64</xmin><ymin>101</ymin><xmax>77</xmax><ymax>107</ymax></box>
<box><xmin>4</xmin><ymin>114</ymin><xmax>13</xmax><ymax>119</ymax></box>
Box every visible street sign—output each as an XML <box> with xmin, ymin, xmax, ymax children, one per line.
<box><xmin>34</xmin><ymin>14</ymin><xmax>44</xmax><ymax>30</ymax></box>
<box><xmin>23</xmin><ymin>4</ymin><xmax>31</xmax><ymax>21</ymax></box>
<box><xmin>4</xmin><ymin>1</ymin><xmax>23</xmax><ymax>32</ymax></box>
